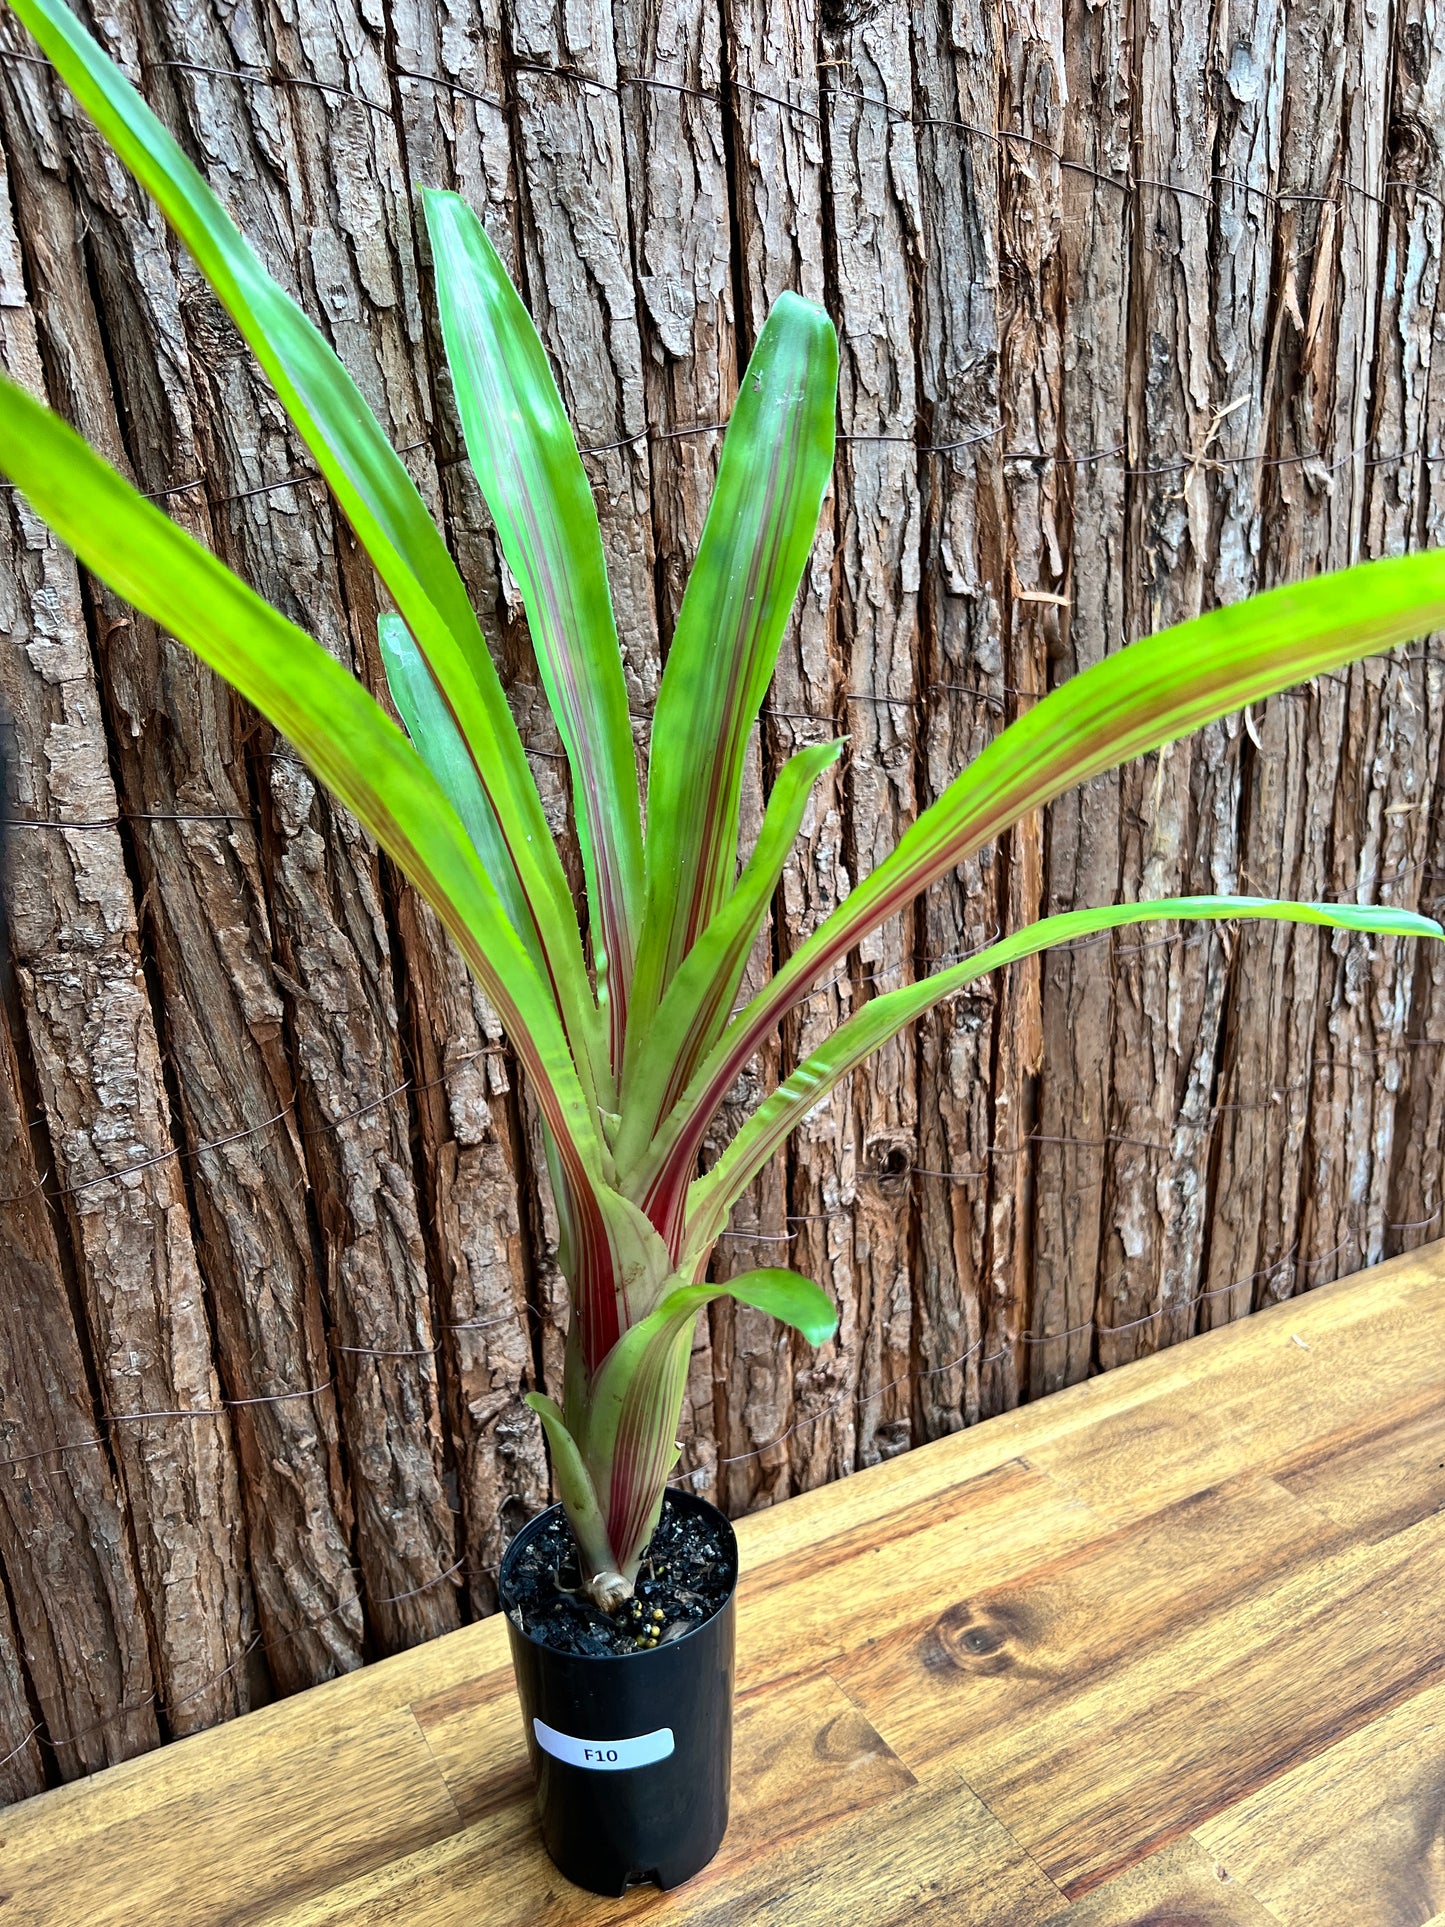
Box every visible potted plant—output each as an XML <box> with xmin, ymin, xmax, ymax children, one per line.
<box><xmin>6</xmin><ymin>0</ymin><xmax>1445</xmax><ymax>1895</ymax></box>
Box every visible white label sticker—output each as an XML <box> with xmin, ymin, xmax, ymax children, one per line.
<box><xmin>533</xmin><ymin>1717</ymin><xmax>675</xmax><ymax>1772</ymax></box>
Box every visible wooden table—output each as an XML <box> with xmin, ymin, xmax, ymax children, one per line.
<box><xmin>3</xmin><ymin>1247</ymin><xmax>1443</xmax><ymax>1926</ymax></box>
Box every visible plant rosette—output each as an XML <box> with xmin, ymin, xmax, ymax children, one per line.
<box><xmin>7</xmin><ymin>0</ymin><xmax>1445</xmax><ymax>1896</ymax></box>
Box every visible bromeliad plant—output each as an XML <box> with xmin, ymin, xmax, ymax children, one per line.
<box><xmin>7</xmin><ymin>0</ymin><xmax>1445</xmax><ymax>1613</ymax></box>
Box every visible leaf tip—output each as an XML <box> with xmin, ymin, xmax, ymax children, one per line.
<box><xmin>807</xmin><ymin>1305</ymin><xmax>841</xmax><ymax>1348</ymax></box>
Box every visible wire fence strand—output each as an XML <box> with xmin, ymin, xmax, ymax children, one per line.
<box><xmin>2</xmin><ymin>44</ymin><xmax>1442</xmax><ymax>511</ymax></box>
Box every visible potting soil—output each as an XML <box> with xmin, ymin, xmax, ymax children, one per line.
<box><xmin>501</xmin><ymin>1492</ymin><xmax>734</xmax><ymax>1656</ymax></box>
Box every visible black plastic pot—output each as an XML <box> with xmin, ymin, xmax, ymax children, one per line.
<box><xmin>498</xmin><ymin>1489</ymin><xmax>738</xmax><ymax>1895</ymax></box>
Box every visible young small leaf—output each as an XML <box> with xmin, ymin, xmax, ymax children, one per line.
<box><xmin>710</xmin><ymin>1269</ymin><xmax>839</xmax><ymax>1345</ymax></box>
<box><xmin>524</xmin><ymin>1394</ymin><xmax>618</xmax><ymax>1590</ymax></box>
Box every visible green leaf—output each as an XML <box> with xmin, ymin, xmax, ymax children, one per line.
<box><xmin>11</xmin><ymin>0</ymin><xmax>602</xmax><ymax>1093</ymax></box>
<box><xmin>422</xmin><ymin>188</ymin><xmax>644</xmax><ymax>1066</ymax></box>
<box><xmin>680</xmin><ymin>894</ymin><xmax>1445</xmax><ymax>1261</ymax></box>
<box><xmin>615</xmin><ymin>738</ymin><xmax>844</xmax><ymax>1175</ymax></box>
<box><xmin>523</xmin><ymin>1393</ymin><xmax>617</xmax><ymax>1586</ymax></box>
<box><xmin>378</xmin><ymin>613</ymin><xmax>542</xmax><ymax>975</ymax></box>
<box><xmin>710</xmin><ymin>1268</ymin><xmax>840</xmax><ymax>1345</ymax></box>
<box><xmin>583</xmin><ymin>1293</ymin><xmax>698</xmax><ymax>1585</ymax></box>
<box><xmin>583</xmin><ymin>1268</ymin><xmax>837</xmax><ymax>1580</ymax></box>
<box><xmin>631</xmin><ymin>295</ymin><xmax>838</xmax><ymax>1028</ymax></box>
<box><xmin>641</xmin><ymin>552</ymin><xmax>1445</xmax><ymax>1232</ymax></box>
<box><xmin>0</xmin><ymin>373</ymin><xmax>607</xmax><ymax>1201</ymax></box>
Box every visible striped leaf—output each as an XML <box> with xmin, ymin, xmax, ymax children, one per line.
<box><xmin>422</xmin><ymin>189</ymin><xmax>643</xmax><ymax>1075</ymax></box>
<box><xmin>629</xmin><ymin>294</ymin><xmax>838</xmax><ymax>1038</ymax></box>
<box><xmin>582</xmin><ymin>1269</ymin><xmax>837</xmax><ymax>1581</ymax></box>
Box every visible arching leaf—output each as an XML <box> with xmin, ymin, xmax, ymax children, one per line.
<box><xmin>641</xmin><ymin>555</ymin><xmax>1445</xmax><ymax>1239</ymax></box>
<box><xmin>0</xmin><ymin>373</ymin><xmax>606</xmax><ymax>1205</ymax></box>
<box><xmin>11</xmin><ymin>0</ymin><xmax>602</xmax><ymax>1093</ymax></box>
<box><xmin>680</xmin><ymin>894</ymin><xmax>1444</xmax><ymax>1261</ymax></box>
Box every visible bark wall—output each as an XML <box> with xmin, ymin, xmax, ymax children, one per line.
<box><xmin>2</xmin><ymin>0</ymin><xmax>1444</xmax><ymax>1792</ymax></box>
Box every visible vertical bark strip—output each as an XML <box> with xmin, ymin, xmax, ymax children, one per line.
<box><xmin>0</xmin><ymin>999</ymin><xmax>159</xmax><ymax>1775</ymax></box>
<box><xmin>0</xmin><ymin>1580</ymin><xmax>43</xmax><ymax>1803</ymax></box>
<box><xmin>1385</xmin><ymin>0</ymin><xmax>1445</xmax><ymax>1257</ymax></box>
<box><xmin>1294</xmin><ymin>0</ymin><xmax>1421</xmax><ymax>1287</ymax></box>
<box><xmin>1031</xmin><ymin>0</ymin><xmax>1131</xmax><ymax>1395</ymax></box>
<box><xmin>982</xmin><ymin>0</ymin><xmax>1061</xmax><ymax>1413</ymax></box>
<box><xmin>1193</xmin><ymin>0</ymin><xmax>1296</xmax><ymax>1331</ymax></box>
<box><xmin>911</xmin><ymin>0</ymin><xmax>1007</xmax><ymax>1434</ymax></box>
<box><xmin>612</xmin><ymin>0</ymin><xmax>734</xmax><ymax>648</ymax></box>
<box><xmin>396</xmin><ymin>894</ymin><xmax>546</xmax><ymax>1614</ymax></box>
<box><xmin>1101</xmin><ymin>0</ymin><xmax>1240</xmax><ymax>1366</ymax></box>
<box><xmin>1216</xmin><ymin>0</ymin><xmax>1397</xmax><ymax>1321</ymax></box>
<box><xmin>0</xmin><ymin>127</ymin><xmax>257</xmax><ymax>1734</ymax></box>
<box><xmin>820</xmin><ymin>5</ymin><xmax>923</xmax><ymax>1468</ymax></box>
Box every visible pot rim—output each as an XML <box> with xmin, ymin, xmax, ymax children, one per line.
<box><xmin>498</xmin><ymin>1487</ymin><xmax>739</xmax><ymax>1664</ymax></box>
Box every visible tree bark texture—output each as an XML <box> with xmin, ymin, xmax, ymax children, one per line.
<box><xmin>2</xmin><ymin>0</ymin><xmax>1445</xmax><ymax>1791</ymax></box>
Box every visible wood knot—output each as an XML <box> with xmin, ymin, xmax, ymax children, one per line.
<box><xmin>924</xmin><ymin>1600</ymin><xmax>1023</xmax><ymax>1676</ymax></box>
<box><xmin>814</xmin><ymin>1707</ymin><xmax>888</xmax><ymax>1766</ymax></box>
<box><xmin>867</xmin><ymin>1132</ymin><xmax>916</xmax><ymax>1189</ymax></box>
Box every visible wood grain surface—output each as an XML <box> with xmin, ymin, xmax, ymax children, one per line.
<box><xmin>1</xmin><ymin>1244</ymin><xmax>1440</xmax><ymax>1924</ymax></box>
